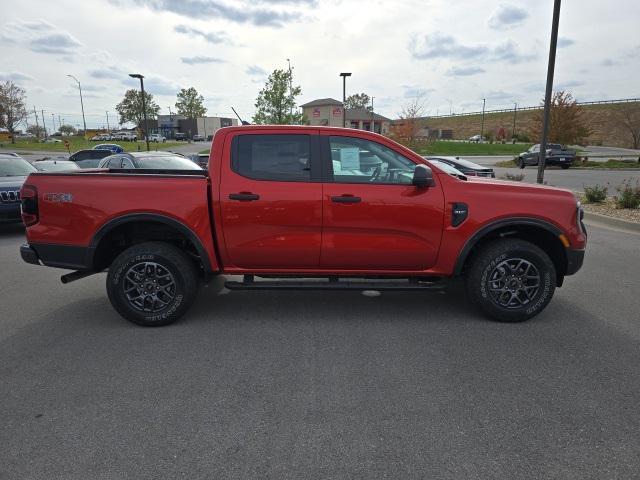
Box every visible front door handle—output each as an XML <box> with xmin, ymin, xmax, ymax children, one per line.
<box><xmin>229</xmin><ymin>193</ymin><xmax>260</xmax><ymax>201</ymax></box>
<box><xmin>331</xmin><ymin>195</ymin><xmax>361</xmax><ymax>203</ymax></box>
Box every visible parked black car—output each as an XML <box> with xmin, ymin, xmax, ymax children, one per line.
<box><xmin>0</xmin><ymin>154</ymin><xmax>37</xmax><ymax>224</ymax></box>
<box><xmin>187</xmin><ymin>153</ymin><xmax>209</xmax><ymax>169</ymax></box>
<box><xmin>518</xmin><ymin>144</ymin><xmax>576</xmax><ymax>169</ymax></box>
<box><xmin>69</xmin><ymin>149</ymin><xmax>113</xmax><ymax>168</ymax></box>
<box><xmin>97</xmin><ymin>151</ymin><xmax>203</xmax><ymax>170</ymax></box>
<box><xmin>425</xmin><ymin>156</ymin><xmax>495</xmax><ymax>178</ymax></box>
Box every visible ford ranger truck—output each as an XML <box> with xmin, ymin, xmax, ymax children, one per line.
<box><xmin>19</xmin><ymin>126</ymin><xmax>586</xmax><ymax>326</ymax></box>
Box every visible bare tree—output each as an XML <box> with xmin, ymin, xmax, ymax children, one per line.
<box><xmin>390</xmin><ymin>92</ymin><xmax>429</xmax><ymax>149</ymax></box>
<box><xmin>615</xmin><ymin>101</ymin><xmax>640</xmax><ymax>149</ymax></box>
<box><xmin>0</xmin><ymin>81</ymin><xmax>28</xmax><ymax>144</ymax></box>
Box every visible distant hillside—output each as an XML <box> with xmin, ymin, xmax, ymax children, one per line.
<box><xmin>420</xmin><ymin>99</ymin><xmax>639</xmax><ymax>148</ymax></box>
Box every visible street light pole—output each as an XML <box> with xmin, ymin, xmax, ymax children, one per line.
<box><xmin>480</xmin><ymin>98</ymin><xmax>486</xmax><ymax>141</ymax></box>
<box><xmin>287</xmin><ymin>58</ymin><xmax>293</xmax><ymax>121</ymax></box>
<box><xmin>41</xmin><ymin>110</ymin><xmax>47</xmax><ymax>138</ymax></box>
<box><xmin>512</xmin><ymin>103</ymin><xmax>517</xmax><ymax>140</ymax></box>
<box><xmin>371</xmin><ymin>96</ymin><xmax>374</xmax><ymax>132</ymax></box>
<box><xmin>537</xmin><ymin>0</ymin><xmax>562</xmax><ymax>184</ymax></box>
<box><xmin>106</xmin><ymin>111</ymin><xmax>110</xmax><ymax>132</ymax></box>
<box><xmin>129</xmin><ymin>73</ymin><xmax>150</xmax><ymax>151</ymax></box>
<box><xmin>339</xmin><ymin>72</ymin><xmax>352</xmax><ymax>128</ymax></box>
<box><xmin>67</xmin><ymin>75</ymin><xmax>87</xmax><ymax>140</ymax></box>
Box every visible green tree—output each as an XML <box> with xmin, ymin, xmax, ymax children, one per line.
<box><xmin>59</xmin><ymin>124</ymin><xmax>77</xmax><ymax>136</ymax></box>
<box><xmin>252</xmin><ymin>68</ymin><xmax>304</xmax><ymax>125</ymax></box>
<box><xmin>0</xmin><ymin>81</ymin><xmax>28</xmax><ymax>144</ymax></box>
<box><xmin>175</xmin><ymin>87</ymin><xmax>207</xmax><ymax>118</ymax></box>
<box><xmin>115</xmin><ymin>89</ymin><xmax>160</xmax><ymax>126</ymax></box>
<box><xmin>345</xmin><ymin>93</ymin><xmax>372</xmax><ymax>111</ymax></box>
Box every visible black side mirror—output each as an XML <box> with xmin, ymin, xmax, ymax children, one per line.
<box><xmin>413</xmin><ymin>164</ymin><xmax>435</xmax><ymax>188</ymax></box>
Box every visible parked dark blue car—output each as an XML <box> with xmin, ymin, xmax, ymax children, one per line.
<box><xmin>0</xmin><ymin>154</ymin><xmax>37</xmax><ymax>224</ymax></box>
<box><xmin>93</xmin><ymin>143</ymin><xmax>124</xmax><ymax>154</ymax></box>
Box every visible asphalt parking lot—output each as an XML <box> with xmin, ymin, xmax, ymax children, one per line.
<box><xmin>1</xmin><ymin>221</ymin><xmax>639</xmax><ymax>479</ymax></box>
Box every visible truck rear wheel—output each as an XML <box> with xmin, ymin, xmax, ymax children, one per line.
<box><xmin>106</xmin><ymin>242</ymin><xmax>198</xmax><ymax>326</ymax></box>
<box><xmin>465</xmin><ymin>238</ymin><xmax>556</xmax><ymax>322</ymax></box>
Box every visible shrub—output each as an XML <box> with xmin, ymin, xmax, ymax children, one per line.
<box><xmin>499</xmin><ymin>172</ymin><xmax>525</xmax><ymax>182</ymax></box>
<box><xmin>614</xmin><ymin>179</ymin><xmax>640</xmax><ymax>209</ymax></box>
<box><xmin>583</xmin><ymin>184</ymin><xmax>608</xmax><ymax>203</ymax></box>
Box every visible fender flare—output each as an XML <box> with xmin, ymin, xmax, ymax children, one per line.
<box><xmin>453</xmin><ymin>217</ymin><xmax>563</xmax><ymax>276</ymax></box>
<box><xmin>88</xmin><ymin>213</ymin><xmax>213</xmax><ymax>274</ymax></box>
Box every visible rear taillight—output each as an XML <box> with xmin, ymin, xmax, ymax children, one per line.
<box><xmin>20</xmin><ymin>184</ymin><xmax>39</xmax><ymax>226</ymax></box>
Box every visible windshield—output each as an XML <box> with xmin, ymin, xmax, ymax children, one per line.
<box><xmin>0</xmin><ymin>157</ymin><xmax>37</xmax><ymax>176</ymax></box>
<box><xmin>36</xmin><ymin>161</ymin><xmax>79</xmax><ymax>171</ymax></box>
<box><xmin>428</xmin><ymin>160</ymin><xmax>466</xmax><ymax>178</ymax></box>
<box><xmin>135</xmin><ymin>156</ymin><xmax>203</xmax><ymax>170</ymax></box>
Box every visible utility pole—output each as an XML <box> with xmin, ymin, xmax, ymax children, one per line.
<box><xmin>287</xmin><ymin>59</ymin><xmax>293</xmax><ymax>122</ymax></box>
<box><xmin>339</xmin><ymin>72</ymin><xmax>352</xmax><ymax>128</ymax></box>
<box><xmin>106</xmin><ymin>111</ymin><xmax>110</xmax><ymax>131</ymax></box>
<box><xmin>58</xmin><ymin>115</ymin><xmax>62</xmax><ymax>129</ymax></box>
<box><xmin>537</xmin><ymin>0</ymin><xmax>562</xmax><ymax>184</ymax></box>
<box><xmin>41</xmin><ymin>110</ymin><xmax>47</xmax><ymax>137</ymax></box>
<box><xmin>51</xmin><ymin>113</ymin><xmax>56</xmax><ymax>133</ymax></box>
<box><xmin>33</xmin><ymin>107</ymin><xmax>40</xmax><ymax>138</ymax></box>
<box><xmin>512</xmin><ymin>103</ymin><xmax>518</xmax><ymax>140</ymax></box>
<box><xmin>480</xmin><ymin>98</ymin><xmax>486</xmax><ymax>141</ymax></box>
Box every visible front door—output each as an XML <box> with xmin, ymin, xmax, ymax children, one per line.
<box><xmin>218</xmin><ymin>131</ymin><xmax>322</xmax><ymax>270</ymax></box>
<box><xmin>320</xmin><ymin>133</ymin><xmax>445</xmax><ymax>271</ymax></box>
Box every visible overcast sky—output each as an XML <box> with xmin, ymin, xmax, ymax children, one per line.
<box><xmin>1</xmin><ymin>0</ymin><xmax>638</xmax><ymax>129</ymax></box>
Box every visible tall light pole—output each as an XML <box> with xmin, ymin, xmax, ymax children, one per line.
<box><xmin>480</xmin><ymin>98</ymin><xmax>486</xmax><ymax>141</ymax></box>
<box><xmin>339</xmin><ymin>72</ymin><xmax>351</xmax><ymax>128</ymax></box>
<box><xmin>537</xmin><ymin>0</ymin><xmax>562</xmax><ymax>184</ymax></box>
<box><xmin>106</xmin><ymin>111</ymin><xmax>110</xmax><ymax>132</ymax></box>
<box><xmin>371</xmin><ymin>96</ymin><xmax>375</xmax><ymax>132</ymax></box>
<box><xmin>51</xmin><ymin>113</ymin><xmax>56</xmax><ymax>133</ymax></box>
<box><xmin>446</xmin><ymin>98</ymin><xmax>453</xmax><ymax>115</ymax></box>
<box><xmin>512</xmin><ymin>103</ymin><xmax>518</xmax><ymax>141</ymax></box>
<box><xmin>41</xmin><ymin>110</ymin><xmax>47</xmax><ymax>138</ymax></box>
<box><xmin>67</xmin><ymin>75</ymin><xmax>87</xmax><ymax>139</ymax></box>
<box><xmin>129</xmin><ymin>73</ymin><xmax>150</xmax><ymax>151</ymax></box>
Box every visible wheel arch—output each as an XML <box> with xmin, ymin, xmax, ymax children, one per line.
<box><xmin>88</xmin><ymin>213</ymin><xmax>214</xmax><ymax>276</ymax></box>
<box><xmin>454</xmin><ymin>218</ymin><xmax>568</xmax><ymax>285</ymax></box>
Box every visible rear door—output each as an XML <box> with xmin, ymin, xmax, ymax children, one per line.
<box><xmin>218</xmin><ymin>131</ymin><xmax>323</xmax><ymax>270</ymax></box>
<box><xmin>320</xmin><ymin>133</ymin><xmax>445</xmax><ymax>270</ymax></box>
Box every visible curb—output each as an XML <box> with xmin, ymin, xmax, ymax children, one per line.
<box><xmin>583</xmin><ymin>211</ymin><xmax>640</xmax><ymax>232</ymax></box>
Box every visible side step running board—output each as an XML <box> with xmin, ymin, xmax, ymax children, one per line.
<box><xmin>225</xmin><ymin>275</ymin><xmax>446</xmax><ymax>291</ymax></box>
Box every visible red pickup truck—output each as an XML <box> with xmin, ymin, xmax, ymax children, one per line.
<box><xmin>19</xmin><ymin>126</ymin><xmax>586</xmax><ymax>326</ymax></box>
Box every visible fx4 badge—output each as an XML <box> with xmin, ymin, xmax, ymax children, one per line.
<box><xmin>43</xmin><ymin>193</ymin><xmax>73</xmax><ymax>203</ymax></box>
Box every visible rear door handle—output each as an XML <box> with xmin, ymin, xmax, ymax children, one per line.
<box><xmin>331</xmin><ymin>195</ymin><xmax>361</xmax><ymax>203</ymax></box>
<box><xmin>229</xmin><ymin>193</ymin><xmax>260</xmax><ymax>201</ymax></box>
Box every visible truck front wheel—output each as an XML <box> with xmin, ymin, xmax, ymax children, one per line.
<box><xmin>106</xmin><ymin>242</ymin><xmax>198</xmax><ymax>326</ymax></box>
<box><xmin>465</xmin><ymin>239</ymin><xmax>556</xmax><ymax>322</ymax></box>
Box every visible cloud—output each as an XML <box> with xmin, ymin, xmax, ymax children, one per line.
<box><xmin>246</xmin><ymin>65</ymin><xmax>267</xmax><ymax>76</ymax></box>
<box><xmin>488</xmin><ymin>4</ymin><xmax>529</xmax><ymax>29</ymax></box>
<box><xmin>410</xmin><ymin>33</ymin><xmax>534</xmax><ymax>64</ymax></box>
<box><xmin>119</xmin><ymin>0</ymin><xmax>303</xmax><ymax>28</ymax></box>
<box><xmin>174</xmin><ymin>25</ymin><xmax>228</xmax><ymax>44</ymax></box>
<box><xmin>446</xmin><ymin>66</ymin><xmax>485</xmax><ymax>76</ymax></box>
<box><xmin>181</xmin><ymin>56</ymin><xmax>225</xmax><ymax>64</ymax></box>
<box><xmin>557</xmin><ymin>37</ymin><xmax>575</xmax><ymax>48</ymax></box>
<box><xmin>88</xmin><ymin>66</ymin><xmax>125</xmax><ymax>80</ymax></box>
<box><xmin>556</xmin><ymin>80</ymin><xmax>585</xmax><ymax>89</ymax></box>
<box><xmin>0</xmin><ymin>20</ymin><xmax>82</xmax><ymax>54</ymax></box>
<box><xmin>0</xmin><ymin>71</ymin><xmax>34</xmax><ymax>82</ymax></box>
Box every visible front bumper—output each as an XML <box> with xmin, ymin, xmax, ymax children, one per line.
<box><xmin>0</xmin><ymin>204</ymin><xmax>21</xmax><ymax>224</ymax></box>
<box><xmin>566</xmin><ymin>248</ymin><xmax>585</xmax><ymax>275</ymax></box>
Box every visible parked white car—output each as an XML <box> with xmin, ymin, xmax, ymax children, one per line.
<box><xmin>113</xmin><ymin>132</ymin><xmax>137</xmax><ymax>141</ymax></box>
<box><xmin>148</xmin><ymin>134</ymin><xmax>166</xmax><ymax>143</ymax></box>
<box><xmin>468</xmin><ymin>134</ymin><xmax>485</xmax><ymax>143</ymax></box>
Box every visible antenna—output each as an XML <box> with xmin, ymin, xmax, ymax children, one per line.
<box><xmin>231</xmin><ymin>107</ymin><xmax>250</xmax><ymax>125</ymax></box>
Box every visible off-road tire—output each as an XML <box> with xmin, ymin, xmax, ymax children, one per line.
<box><xmin>465</xmin><ymin>238</ymin><xmax>556</xmax><ymax>322</ymax></box>
<box><xmin>106</xmin><ymin>242</ymin><xmax>198</xmax><ymax>326</ymax></box>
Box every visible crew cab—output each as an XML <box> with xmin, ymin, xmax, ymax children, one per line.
<box><xmin>19</xmin><ymin>126</ymin><xmax>587</xmax><ymax>326</ymax></box>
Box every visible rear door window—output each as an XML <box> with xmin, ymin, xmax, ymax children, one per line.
<box><xmin>232</xmin><ymin>134</ymin><xmax>313</xmax><ymax>182</ymax></box>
